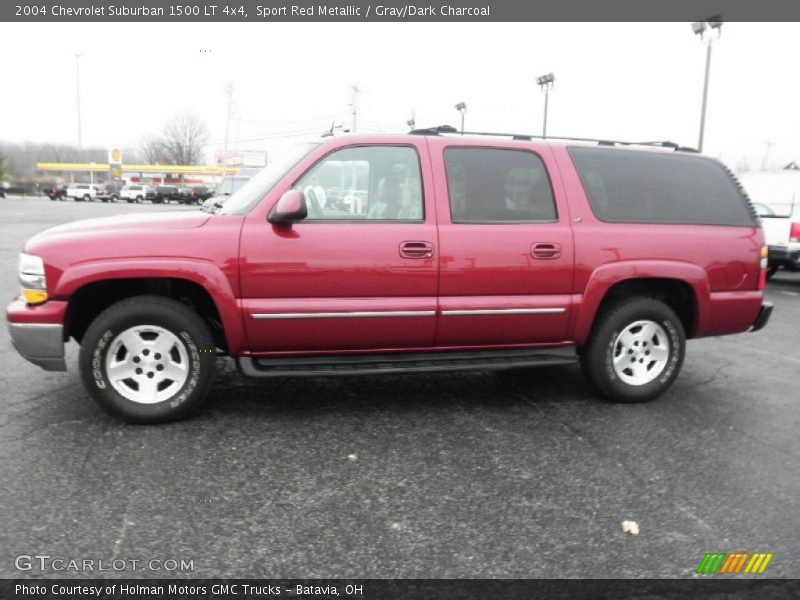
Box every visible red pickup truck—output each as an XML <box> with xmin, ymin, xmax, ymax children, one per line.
<box><xmin>7</xmin><ymin>129</ymin><xmax>773</xmax><ymax>423</ymax></box>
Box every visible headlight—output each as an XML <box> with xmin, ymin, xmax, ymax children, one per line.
<box><xmin>19</xmin><ymin>253</ymin><xmax>48</xmax><ymax>305</ymax></box>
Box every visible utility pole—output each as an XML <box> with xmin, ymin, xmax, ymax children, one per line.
<box><xmin>74</xmin><ymin>53</ymin><xmax>83</xmax><ymax>150</ymax></box>
<box><xmin>350</xmin><ymin>84</ymin><xmax>360</xmax><ymax>133</ymax></box>
<box><xmin>761</xmin><ymin>139</ymin><xmax>774</xmax><ymax>171</ymax></box>
<box><xmin>222</xmin><ymin>82</ymin><xmax>233</xmax><ymax>177</ymax></box>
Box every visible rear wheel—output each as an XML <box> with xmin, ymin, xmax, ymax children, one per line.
<box><xmin>580</xmin><ymin>297</ymin><xmax>685</xmax><ymax>403</ymax></box>
<box><xmin>766</xmin><ymin>266</ymin><xmax>778</xmax><ymax>280</ymax></box>
<box><xmin>83</xmin><ymin>194</ymin><xmax>91</xmax><ymax>202</ymax></box>
<box><xmin>79</xmin><ymin>295</ymin><xmax>217</xmax><ymax>424</ymax></box>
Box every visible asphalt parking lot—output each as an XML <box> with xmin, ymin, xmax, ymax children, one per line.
<box><xmin>0</xmin><ymin>195</ymin><xmax>798</xmax><ymax>579</ymax></box>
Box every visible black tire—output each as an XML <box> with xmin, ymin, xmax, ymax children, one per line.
<box><xmin>111</xmin><ymin>194</ymin><xmax>118</xmax><ymax>203</ymax></box>
<box><xmin>766</xmin><ymin>266</ymin><xmax>778</xmax><ymax>280</ymax></box>
<box><xmin>580</xmin><ymin>297</ymin><xmax>685</xmax><ymax>403</ymax></box>
<box><xmin>83</xmin><ymin>194</ymin><xmax>91</xmax><ymax>202</ymax></box>
<box><xmin>79</xmin><ymin>295</ymin><xmax>217</xmax><ymax>424</ymax></box>
<box><xmin>136</xmin><ymin>195</ymin><xmax>143</xmax><ymax>203</ymax></box>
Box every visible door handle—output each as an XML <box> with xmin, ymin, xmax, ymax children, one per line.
<box><xmin>531</xmin><ymin>242</ymin><xmax>562</xmax><ymax>259</ymax></box>
<box><xmin>400</xmin><ymin>241</ymin><xmax>434</xmax><ymax>259</ymax></box>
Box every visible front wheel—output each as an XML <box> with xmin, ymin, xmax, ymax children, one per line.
<box><xmin>580</xmin><ymin>297</ymin><xmax>685</xmax><ymax>403</ymax></box>
<box><xmin>79</xmin><ymin>295</ymin><xmax>217</xmax><ymax>424</ymax></box>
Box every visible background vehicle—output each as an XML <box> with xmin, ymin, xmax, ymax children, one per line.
<box><xmin>44</xmin><ymin>185</ymin><xmax>68</xmax><ymax>201</ymax></box>
<box><xmin>7</xmin><ymin>132</ymin><xmax>772</xmax><ymax>423</ymax></box>
<box><xmin>96</xmin><ymin>183</ymin><xmax>123</xmax><ymax>203</ymax></box>
<box><xmin>752</xmin><ymin>202</ymin><xmax>800</xmax><ymax>277</ymax></box>
<box><xmin>201</xmin><ymin>175</ymin><xmax>251</xmax><ymax>212</ymax></box>
<box><xmin>120</xmin><ymin>184</ymin><xmax>153</xmax><ymax>203</ymax></box>
<box><xmin>66</xmin><ymin>183</ymin><xmax>101</xmax><ymax>201</ymax></box>
<box><xmin>152</xmin><ymin>185</ymin><xmax>180</xmax><ymax>204</ymax></box>
<box><xmin>178</xmin><ymin>186</ymin><xmax>211</xmax><ymax>205</ymax></box>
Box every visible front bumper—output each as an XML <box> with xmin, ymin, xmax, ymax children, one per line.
<box><xmin>6</xmin><ymin>298</ymin><xmax>68</xmax><ymax>371</ymax></box>
<box><xmin>751</xmin><ymin>301</ymin><xmax>774</xmax><ymax>333</ymax></box>
<box><xmin>7</xmin><ymin>322</ymin><xmax>67</xmax><ymax>371</ymax></box>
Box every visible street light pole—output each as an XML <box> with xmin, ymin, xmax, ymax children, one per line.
<box><xmin>536</xmin><ymin>73</ymin><xmax>555</xmax><ymax>138</ymax></box>
<box><xmin>222</xmin><ymin>82</ymin><xmax>233</xmax><ymax>177</ymax></box>
<box><xmin>74</xmin><ymin>53</ymin><xmax>82</xmax><ymax>150</ymax></box>
<box><xmin>406</xmin><ymin>110</ymin><xmax>416</xmax><ymax>131</ymax></box>
<box><xmin>455</xmin><ymin>102</ymin><xmax>467</xmax><ymax>133</ymax></box>
<box><xmin>693</xmin><ymin>17</ymin><xmax>723</xmax><ymax>153</ymax></box>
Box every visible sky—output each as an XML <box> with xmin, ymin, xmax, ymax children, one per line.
<box><xmin>1</xmin><ymin>22</ymin><xmax>798</xmax><ymax>170</ymax></box>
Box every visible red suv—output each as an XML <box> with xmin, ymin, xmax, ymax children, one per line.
<box><xmin>7</xmin><ymin>128</ymin><xmax>773</xmax><ymax>423</ymax></box>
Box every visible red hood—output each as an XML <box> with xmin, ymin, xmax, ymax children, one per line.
<box><xmin>25</xmin><ymin>211</ymin><xmax>211</xmax><ymax>249</ymax></box>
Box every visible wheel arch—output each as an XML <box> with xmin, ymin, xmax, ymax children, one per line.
<box><xmin>60</xmin><ymin>262</ymin><xmax>243</xmax><ymax>354</ymax></box>
<box><xmin>573</xmin><ymin>261</ymin><xmax>710</xmax><ymax>345</ymax></box>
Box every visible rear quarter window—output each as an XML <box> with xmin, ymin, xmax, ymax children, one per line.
<box><xmin>568</xmin><ymin>147</ymin><xmax>756</xmax><ymax>227</ymax></box>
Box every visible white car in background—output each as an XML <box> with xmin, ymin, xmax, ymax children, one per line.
<box><xmin>66</xmin><ymin>183</ymin><xmax>101</xmax><ymax>201</ymax></box>
<box><xmin>753</xmin><ymin>202</ymin><xmax>800</xmax><ymax>278</ymax></box>
<box><xmin>120</xmin><ymin>184</ymin><xmax>153</xmax><ymax>203</ymax></box>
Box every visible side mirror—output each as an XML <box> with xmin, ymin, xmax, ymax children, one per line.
<box><xmin>269</xmin><ymin>190</ymin><xmax>307</xmax><ymax>224</ymax></box>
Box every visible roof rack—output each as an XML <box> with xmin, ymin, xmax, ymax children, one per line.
<box><xmin>408</xmin><ymin>125</ymin><xmax>698</xmax><ymax>153</ymax></box>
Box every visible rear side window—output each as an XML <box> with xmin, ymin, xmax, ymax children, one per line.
<box><xmin>445</xmin><ymin>147</ymin><xmax>557</xmax><ymax>223</ymax></box>
<box><xmin>568</xmin><ymin>147</ymin><xmax>755</xmax><ymax>226</ymax></box>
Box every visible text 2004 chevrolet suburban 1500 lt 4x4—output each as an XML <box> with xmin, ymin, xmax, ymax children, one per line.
<box><xmin>7</xmin><ymin>129</ymin><xmax>774</xmax><ymax>423</ymax></box>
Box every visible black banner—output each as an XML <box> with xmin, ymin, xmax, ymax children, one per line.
<box><xmin>2</xmin><ymin>579</ymin><xmax>800</xmax><ymax>600</ymax></box>
<box><xmin>3</xmin><ymin>0</ymin><xmax>800</xmax><ymax>22</ymax></box>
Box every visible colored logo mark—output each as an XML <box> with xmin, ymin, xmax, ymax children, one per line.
<box><xmin>696</xmin><ymin>552</ymin><xmax>773</xmax><ymax>574</ymax></box>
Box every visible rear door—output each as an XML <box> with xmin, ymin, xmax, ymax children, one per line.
<box><xmin>429</xmin><ymin>139</ymin><xmax>575</xmax><ymax>346</ymax></box>
<box><xmin>239</xmin><ymin>140</ymin><xmax>438</xmax><ymax>353</ymax></box>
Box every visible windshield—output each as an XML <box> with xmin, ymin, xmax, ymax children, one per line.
<box><xmin>752</xmin><ymin>202</ymin><xmax>776</xmax><ymax>217</ymax></box>
<box><xmin>219</xmin><ymin>142</ymin><xmax>320</xmax><ymax>215</ymax></box>
<box><xmin>215</xmin><ymin>176</ymin><xmax>249</xmax><ymax>196</ymax></box>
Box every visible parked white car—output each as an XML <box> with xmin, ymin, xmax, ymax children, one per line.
<box><xmin>752</xmin><ymin>202</ymin><xmax>800</xmax><ymax>277</ymax></box>
<box><xmin>66</xmin><ymin>183</ymin><xmax>101</xmax><ymax>202</ymax></box>
<box><xmin>120</xmin><ymin>184</ymin><xmax>153</xmax><ymax>203</ymax></box>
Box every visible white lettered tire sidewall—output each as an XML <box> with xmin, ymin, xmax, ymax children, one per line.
<box><xmin>79</xmin><ymin>296</ymin><xmax>216</xmax><ymax>423</ymax></box>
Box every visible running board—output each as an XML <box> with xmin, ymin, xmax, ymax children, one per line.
<box><xmin>238</xmin><ymin>347</ymin><xmax>577</xmax><ymax>378</ymax></box>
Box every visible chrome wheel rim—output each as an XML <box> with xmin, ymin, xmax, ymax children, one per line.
<box><xmin>105</xmin><ymin>325</ymin><xmax>189</xmax><ymax>404</ymax></box>
<box><xmin>611</xmin><ymin>320</ymin><xmax>670</xmax><ymax>386</ymax></box>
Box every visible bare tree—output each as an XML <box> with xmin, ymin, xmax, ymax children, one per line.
<box><xmin>139</xmin><ymin>113</ymin><xmax>209</xmax><ymax>165</ymax></box>
<box><xmin>161</xmin><ymin>113</ymin><xmax>209</xmax><ymax>165</ymax></box>
<box><xmin>140</xmin><ymin>135</ymin><xmax>167</xmax><ymax>165</ymax></box>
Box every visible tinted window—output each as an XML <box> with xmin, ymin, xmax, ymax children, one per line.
<box><xmin>568</xmin><ymin>147</ymin><xmax>755</xmax><ymax>226</ymax></box>
<box><xmin>295</xmin><ymin>145</ymin><xmax>423</xmax><ymax>221</ymax></box>
<box><xmin>444</xmin><ymin>148</ymin><xmax>556</xmax><ymax>223</ymax></box>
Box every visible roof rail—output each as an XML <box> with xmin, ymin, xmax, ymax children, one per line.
<box><xmin>408</xmin><ymin>125</ymin><xmax>698</xmax><ymax>152</ymax></box>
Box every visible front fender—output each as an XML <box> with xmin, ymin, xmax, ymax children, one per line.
<box><xmin>55</xmin><ymin>258</ymin><xmax>245</xmax><ymax>355</ymax></box>
<box><xmin>572</xmin><ymin>260</ymin><xmax>710</xmax><ymax>345</ymax></box>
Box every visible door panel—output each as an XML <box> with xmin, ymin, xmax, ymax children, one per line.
<box><xmin>239</xmin><ymin>141</ymin><xmax>438</xmax><ymax>354</ymax></box>
<box><xmin>430</xmin><ymin>140</ymin><xmax>575</xmax><ymax>346</ymax></box>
